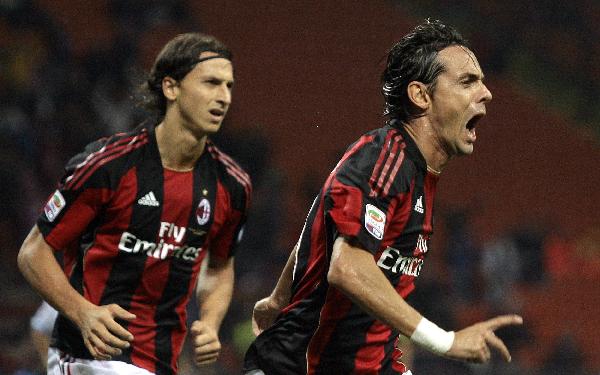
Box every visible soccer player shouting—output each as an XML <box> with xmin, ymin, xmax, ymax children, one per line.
<box><xmin>244</xmin><ymin>20</ymin><xmax>521</xmax><ymax>375</ymax></box>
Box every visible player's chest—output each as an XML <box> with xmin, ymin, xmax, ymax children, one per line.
<box><xmin>101</xmin><ymin>168</ymin><xmax>226</xmax><ymax>255</ymax></box>
<box><xmin>385</xmin><ymin>173</ymin><xmax>437</xmax><ymax>256</ymax></box>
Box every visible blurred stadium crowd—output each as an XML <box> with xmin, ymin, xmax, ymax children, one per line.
<box><xmin>1</xmin><ymin>1</ymin><xmax>599</xmax><ymax>374</ymax></box>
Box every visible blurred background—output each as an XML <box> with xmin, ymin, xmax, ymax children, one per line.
<box><xmin>1</xmin><ymin>0</ymin><xmax>599</xmax><ymax>374</ymax></box>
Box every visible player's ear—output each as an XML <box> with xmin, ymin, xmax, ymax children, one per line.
<box><xmin>407</xmin><ymin>81</ymin><xmax>430</xmax><ymax>111</ymax></box>
<box><xmin>162</xmin><ymin>76</ymin><xmax>179</xmax><ymax>101</ymax></box>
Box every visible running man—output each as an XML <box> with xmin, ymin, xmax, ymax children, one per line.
<box><xmin>18</xmin><ymin>33</ymin><xmax>251</xmax><ymax>374</ymax></box>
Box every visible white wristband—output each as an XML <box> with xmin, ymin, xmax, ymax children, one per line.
<box><xmin>409</xmin><ymin>317</ymin><xmax>455</xmax><ymax>354</ymax></box>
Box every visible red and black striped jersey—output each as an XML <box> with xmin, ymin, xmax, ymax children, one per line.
<box><xmin>37</xmin><ymin>123</ymin><xmax>251</xmax><ymax>375</ymax></box>
<box><xmin>245</xmin><ymin>123</ymin><xmax>436</xmax><ymax>374</ymax></box>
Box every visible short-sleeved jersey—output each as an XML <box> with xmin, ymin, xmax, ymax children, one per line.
<box><xmin>37</xmin><ymin>123</ymin><xmax>251</xmax><ymax>375</ymax></box>
<box><xmin>245</xmin><ymin>123</ymin><xmax>437</xmax><ymax>374</ymax></box>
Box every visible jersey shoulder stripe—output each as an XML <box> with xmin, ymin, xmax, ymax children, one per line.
<box><xmin>330</xmin><ymin>134</ymin><xmax>375</xmax><ymax>178</ymax></box>
<box><xmin>368</xmin><ymin>131</ymin><xmax>407</xmax><ymax>197</ymax></box>
<box><xmin>369</xmin><ymin>130</ymin><xmax>399</xmax><ymax>188</ymax></box>
<box><xmin>64</xmin><ymin>129</ymin><xmax>149</xmax><ymax>191</ymax></box>
<box><xmin>206</xmin><ymin>142</ymin><xmax>252</xmax><ymax>202</ymax></box>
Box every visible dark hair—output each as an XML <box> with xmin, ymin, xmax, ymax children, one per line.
<box><xmin>382</xmin><ymin>19</ymin><xmax>467</xmax><ymax>123</ymax></box>
<box><xmin>140</xmin><ymin>33</ymin><xmax>232</xmax><ymax>116</ymax></box>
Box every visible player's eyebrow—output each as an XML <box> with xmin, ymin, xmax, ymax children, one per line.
<box><xmin>458</xmin><ymin>72</ymin><xmax>484</xmax><ymax>82</ymax></box>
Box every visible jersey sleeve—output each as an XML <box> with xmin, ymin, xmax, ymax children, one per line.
<box><xmin>324</xmin><ymin>139</ymin><xmax>412</xmax><ymax>253</ymax></box>
<box><xmin>37</xmin><ymin>139</ymin><xmax>115</xmax><ymax>251</ymax></box>
<box><xmin>209</xmin><ymin>175</ymin><xmax>252</xmax><ymax>261</ymax></box>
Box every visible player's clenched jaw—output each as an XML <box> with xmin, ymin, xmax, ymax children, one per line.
<box><xmin>164</xmin><ymin>51</ymin><xmax>234</xmax><ymax>139</ymax></box>
<box><xmin>426</xmin><ymin>45</ymin><xmax>492</xmax><ymax>158</ymax></box>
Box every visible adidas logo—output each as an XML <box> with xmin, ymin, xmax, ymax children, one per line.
<box><xmin>414</xmin><ymin>195</ymin><xmax>424</xmax><ymax>213</ymax></box>
<box><xmin>138</xmin><ymin>191</ymin><xmax>160</xmax><ymax>207</ymax></box>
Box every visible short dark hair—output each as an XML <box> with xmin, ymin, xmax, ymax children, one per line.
<box><xmin>382</xmin><ymin>19</ymin><xmax>467</xmax><ymax>123</ymax></box>
<box><xmin>140</xmin><ymin>33</ymin><xmax>232</xmax><ymax>116</ymax></box>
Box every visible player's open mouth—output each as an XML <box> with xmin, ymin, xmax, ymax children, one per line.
<box><xmin>209</xmin><ymin>109</ymin><xmax>225</xmax><ymax>117</ymax></box>
<box><xmin>466</xmin><ymin>113</ymin><xmax>484</xmax><ymax>131</ymax></box>
<box><xmin>465</xmin><ymin>113</ymin><xmax>484</xmax><ymax>142</ymax></box>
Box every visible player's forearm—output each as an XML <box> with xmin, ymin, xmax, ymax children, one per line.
<box><xmin>18</xmin><ymin>226</ymin><xmax>92</xmax><ymax>325</ymax></box>
<box><xmin>327</xmin><ymin>237</ymin><xmax>423</xmax><ymax>337</ymax></box>
<box><xmin>197</xmin><ymin>257</ymin><xmax>234</xmax><ymax>331</ymax></box>
<box><xmin>268</xmin><ymin>243</ymin><xmax>297</xmax><ymax>307</ymax></box>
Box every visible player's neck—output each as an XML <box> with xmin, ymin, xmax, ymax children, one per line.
<box><xmin>155</xmin><ymin>120</ymin><xmax>206</xmax><ymax>172</ymax></box>
<box><xmin>403</xmin><ymin>120</ymin><xmax>450</xmax><ymax>173</ymax></box>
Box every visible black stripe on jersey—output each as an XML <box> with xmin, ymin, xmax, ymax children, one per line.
<box><xmin>290</xmin><ymin>193</ymin><xmax>321</xmax><ymax>294</ymax></box>
<box><xmin>313</xmin><ymin>303</ymin><xmax>376</xmax><ymax>373</ymax></box>
<box><xmin>154</xmin><ymin>153</ymin><xmax>218</xmax><ymax>375</ymax></box>
<box><xmin>381</xmin><ymin>329</ymin><xmax>401</xmax><ymax>374</ymax></box>
<box><xmin>65</xmin><ymin>132</ymin><xmax>148</xmax><ymax>191</ymax></box>
<box><xmin>100</xmin><ymin>142</ymin><xmax>164</xmax><ymax>362</ymax></box>
<box><xmin>206</xmin><ymin>142</ymin><xmax>252</xmax><ymax>207</ymax></box>
<box><xmin>51</xmin><ymin>243</ymin><xmax>91</xmax><ymax>357</ymax></box>
<box><xmin>187</xmin><ymin>153</ymin><xmax>218</xmax><ymax>248</ymax></box>
<box><xmin>390</xmin><ymin>171</ymin><xmax>424</xmax><ymax>255</ymax></box>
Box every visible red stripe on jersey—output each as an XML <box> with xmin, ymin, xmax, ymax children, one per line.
<box><xmin>128</xmin><ymin>170</ymin><xmax>195</xmax><ymax>373</ymax></box>
<box><xmin>390</xmin><ymin>179</ymin><xmax>420</xmax><ymax>299</ymax></box>
<box><xmin>208</xmin><ymin>144</ymin><xmax>251</xmax><ymax>186</ymax></box>
<box><xmin>209</xmin><ymin>180</ymin><xmax>241</xmax><ymax>260</ymax></box>
<box><xmin>44</xmin><ymin>188</ymin><xmax>114</xmax><ymax>251</ymax></box>
<box><xmin>423</xmin><ymin>172</ymin><xmax>438</xmax><ymax>235</ymax></box>
<box><xmin>380</xmin><ymin>180</ymin><xmax>414</xmax><ymax>250</ymax></box>
<box><xmin>353</xmin><ymin>320</ymin><xmax>391</xmax><ymax>373</ymax></box>
<box><xmin>71</xmin><ymin>137</ymin><xmax>149</xmax><ymax>191</ymax></box>
<box><xmin>128</xmin><ymin>272</ymin><xmax>161</xmax><ymax>374</ymax></box>
<box><xmin>82</xmin><ymin>168</ymin><xmax>137</xmax><ymax>305</ymax></box>
<box><xmin>374</xmin><ymin>136</ymin><xmax>401</xmax><ymax>194</ymax></box>
<box><xmin>65</xmin><ymin>133</ymin><xmax>146</xmax><ymax>190</ymax></box>
<box><xmin>306</xmin><ymin>289</ymin><xmax>354</xmax><ymax>374</ymax></box>
<box><xmin>207</xmin><ymin>144</ymin><xmax>252</xmax><ymax>200</ymax></box>
<box><xmin>325</xmin><ymin>178</ymin><xmax>364</xmax><ymax>238</ymax></box>
<box><xmin>283</xmin><ymin>194</ymin><xmax>329</xmax><ymax>314</ymax></box>
<box><xmin>382</xmin><ymin>142</ymin><xmax>406</xmax><ymax>196</ymax></box>
<box><xmin>368</xmin><ymin>130</ymin><xmax>398</xmax><ymax>194</ymax></box>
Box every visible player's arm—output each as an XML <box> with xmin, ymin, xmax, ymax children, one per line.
<box><xmin>18</xmin><ymin>225</ymin><xmax>135</xmax><ymax>360</ymax></box>
<box><xmin>328</xmin><ymin>236</ymin><xmax>523</xmax><ymax>363</ymax></box>
<box><xmin>191</xmin><ymin>255</ymin><xmax>234</xmax><ymax>366</ymax></box>
<box><xmin>252</xmin><ymin>242</ymin><xmax>297</xmax><ymax>336</ymax></box>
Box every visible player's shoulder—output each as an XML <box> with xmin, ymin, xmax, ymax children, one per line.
<box><xmin>63</xmin><ymin>124</ymin><xmax>151</xmax><ymax>190</ymax></box>
<box><xmin>69</xmin><ymin>125</ymin><xmax>149</xmax><ymax>165</ymax></box>
<box><xmin>341</xmin><ymin>125</ymin><xmax>418</xmax><ymax>174</ymax></box>
<box><xmin>334</xmin><ymin>125</ymin><xmax>419</xmax><ymax>196</ymax></box>
<box><xmin>205</xmin><ymin>140</ymin><xmax>252</xmax><ymax>205</ymax></box>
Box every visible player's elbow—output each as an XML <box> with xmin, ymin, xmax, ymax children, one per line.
<box><xmin>17</xmin><ymin>226</ymin><xmax>43</xmax><ymax>277</ymax></box>
<box><xmin>327</xmin><ymin>256</ymin><xmax>358</xmax><ymax>291</ymax></box>
<box><xmin>18</xmin><ymin>238</ymin><xmax>35</xmax><ymax>276</ymax></box>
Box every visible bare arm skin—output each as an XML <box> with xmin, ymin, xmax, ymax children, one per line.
<box><xmin>191</xmin><ymin>256</ymin><xmax>235</xmax><ymax>366</ymax></box>
<box><xmin>251</xmin><ymin>242</ymin><xmax>297</xmax><ymax>336</ymax></box>
<box><xmin>328</xmin><ymin>236</ymin><xmax>522</xmax><ymax>363</ymax></box>
<box><xmin>17</xmin><ymin>225</ymin><xmax>135</xmax><ymax>360</ymax></box>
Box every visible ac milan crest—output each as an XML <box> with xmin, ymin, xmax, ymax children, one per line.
<box><xmin>196</xmin><ymin>198</ymin><xmax>211</xmax><ymax>225</ymax></box>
